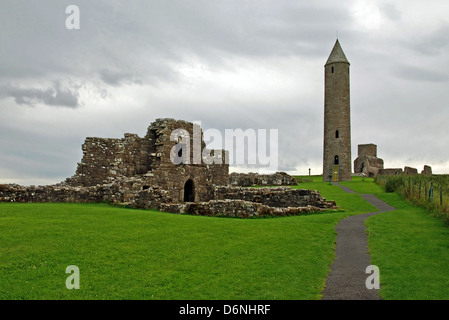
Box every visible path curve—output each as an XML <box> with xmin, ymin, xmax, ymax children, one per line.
<box><xmin>321</xmin><ymin>182</ymin><xmax>395</xmax><ymax>300</ymax></box>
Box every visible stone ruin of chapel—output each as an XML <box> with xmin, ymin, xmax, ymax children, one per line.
<box><xmin>67</xmin><ymin>118</ymin><xmax>229</xmax><ymax>204</ymax></box>
<box><xmin>0</xmin><ymin>118</ymin><xmax>336</xmax><ymax>218</ymax></box>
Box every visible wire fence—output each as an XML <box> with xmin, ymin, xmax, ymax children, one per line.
<box><xmin>376</xmin><ymin>174</ymin><xmax>449</xmax><ymax>223</ymax></box>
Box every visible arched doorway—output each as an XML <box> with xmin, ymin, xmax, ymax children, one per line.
<box><xmin>184</xmin><ymin>179</ymin><xmax>195</xmax><ymax>202</ymax></box>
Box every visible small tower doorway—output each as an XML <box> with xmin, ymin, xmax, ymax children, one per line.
<box><xmin>332</xmin><ymin>156</ymin><xmax>339</xmax><ymax>182</ymax></box>
<box><xmin>183</xmin><ymin>179</ymin><xmax>195</xmax><ymax>202</ymax></box>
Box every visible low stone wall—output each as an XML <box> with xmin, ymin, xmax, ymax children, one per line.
<box><xmin>0</xmin><ymin>184</ymin><xmax>111</xmax><ymax>203</ymax></box>
<box><xmin>0</xmin><ymin>182</ymin><xmax>336</xmax><ymax>219</ymax></box>
<box><xmin>229</xmin><ymin>172</ymin><xmax>298</xmax><ymax>187</ymax></box>
<box><xmin>126</xmin><ymin>187</ymin><xmax>173</xmax><ymax>209</ymax></box>
<box><xmin>379</xmin><ymin>165</ymin><xmax>432</xmax><ymax>176</ymax></box>
<box><xmin>378</xmin><ymin>168</ymin><xmax>403</xmax><ymax>176</ymax></box>
<box><xmin>0</xmin><ymin>182</ymin><xmax>171</xmax><ymax>208</ymax></box>
<box><xmin>213</xmin><ymin>186</ymin><xmax>335</xmax><ymax>209</ymax></box>
<box><xmin>159</xmin><ymin>200</ymin><xmax>330</xmax><ymax>218</ymax></box>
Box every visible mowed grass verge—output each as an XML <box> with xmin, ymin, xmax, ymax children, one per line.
<box><xmin>365</xmin><ymin>192</ymin><xmax>449</xmax><ymax>300</ymax></box>
<box><xmin>0</xmin><ymin>179</ymin><xmax>374</xmax><ymax>300</ymax></box>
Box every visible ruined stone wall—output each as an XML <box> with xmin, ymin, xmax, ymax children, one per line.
<box><xmin>207</xmin><ymin>150</ymin><xmax>230</xmax><ymax>186</ymax></box>
<box><xmin>0</xmin><ymin>183</ymin><xmax>336</xmax><ymax>219</ymax></box>
<box><xmin>144</xmin><ymin>118</ymin><xmax>206</xmax><ymax>168</ymax></box>
<box><xmin>378</xmin><ymin>166</ymin><xmax>432</xmax><ymax>176</ymax></box>
<box><xmin>357</xmin><ymin>144</ymin><xmax>377</xmax><ymax>157</ymax></box>
<box><xmin>66</xmin><ymin>118</ymin><xmax>229</xmax><ymax>203</ymax></box>
<box><xmin>378</xmin><ymin>168</ymin><xmax>403</xmax><ymax>175</ymax></box>
<box><xmin>0</xmin><ymin>181</ymin><xmax>173</xmax><ymax>209</ymax></box>
<box><xmin>404</xmin><ymin>166</ymin><xmax>418</xmax><ymax>175</ymax></box>
<box><xmin>148</xmin><ymin>165</ymin><xmax>215</xmax><ymax>203</ymax></box>
<box><xmin>0</xmin><ymin>183</ymin><xmax>119</xmax><ymax>203</ymax></box>
<box><xmin>69</xmin><ymin>133</ymin><xmax>149</xmax><ymax>186</ymax></box>
<box><xmin>422</xmin><ymin>165</ymin><xmax>432</xmax><ymax>175</ymax></box>
<box><xmin>1</xmin><ymin>117</ymin><xmax>337</xmax><ymax>219</ymax></box>
<box><xmin>229</xmin><ymin>172</ymin><xmax>298</xmax><ymax>187</ymax></box>
<box><xmin>141</xmin><ymin>119</ymin><xmax>229</xmax><ymax>203</ymax></box>
<box><xmin>158</xmin><ymin>200</ymin><xmax>332</xmax><ymax>218</ymax></box>
<box><xmin>353</xmin><ymin>144</ymin><xmax>384</xmax><ymax>177</ymax></box>
<box><xmin>213</xmin><ymin>186</ymin><xmax>335</xmax><ymax>209</ymax></box>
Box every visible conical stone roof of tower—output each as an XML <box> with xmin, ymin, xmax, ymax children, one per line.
<box><xmin>325</xmin><ymin>39</ymin><xmax>350</xmax><ymax>66</ymax></box>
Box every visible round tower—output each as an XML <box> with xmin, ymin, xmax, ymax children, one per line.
<box><xmin>323</xmin><ymin>39</ymin><xmax>352</xmax><ymax>182</ymax></box>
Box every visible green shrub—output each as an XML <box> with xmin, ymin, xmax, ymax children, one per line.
<box><xmin>384</xmin><ymin>176</ymin><xmax>404</xmax><ymax>193</ymax></box>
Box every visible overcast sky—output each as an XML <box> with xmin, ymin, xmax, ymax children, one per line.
<box><xmin>1</xmin><ymin>0</ymin><xmax>449</xmax><ymax>185</ymax></box>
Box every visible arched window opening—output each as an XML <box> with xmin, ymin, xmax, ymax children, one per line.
<box><xmin>334</xmin><ymin>155</ymin><xmax>339</xmax><ymax>165</ymax></box>
<box><xmin>335</xmin><ymin>130</ymin><xmax>339</xmax><ymax>138</ymax></box>
<box><xmin>331</xmin><ymin>66</ymin><xmax>334</xmax><ymax>73</ymax></box>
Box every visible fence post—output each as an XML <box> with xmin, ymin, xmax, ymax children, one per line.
<box><xmin>419</xmin><ymin>180</ymin><xmax>421</xmax><ymax>199</ymax></box>
<box><xmin>408</xmin><ymin>176</ymin><xmax>411</xmax><ymax>196</ymax></box>
<box><xmin>430</xmin><ymin>181</ymin><xmax>434</xmax><ymax>204</ymax></box>
<box><xmin>440</xmin><ymin>186</ymin><xmax>443</xmax><ymax>207</ymax></box>
<box><xmin>425</xmin><ymin>182</ymin><xmax>427</xmax><ymax>202</ymax></box>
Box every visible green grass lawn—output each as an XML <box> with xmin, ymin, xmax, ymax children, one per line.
<box><xmin>339</xmin><ymin>177</ymin><xmax>385</xmax><ymax>194</ymax></box>
<box><xmin>366</xmin><ymin>192</ymin><xmax>449</xmax><ymax>300</ymax></box>
<box><xmin>1</xmin><ymin>176</ymin><xmax>449</xmax><ymax>300</ymax></box>
<box><xmin>0</xmin><ymin>177</ymin><xmax>374</xmax><ymax>300</ymax></box>
<box><xmin>0</xmin><ymin>191</ymin><xmax>356</xmax><ymax>300</ymax></box>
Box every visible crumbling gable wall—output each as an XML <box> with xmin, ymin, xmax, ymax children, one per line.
<box><xmin>69</xmin><ymin>134</ymin><xmax>150</xmax><ymax>186</ymax></box>
<box><xmin>67</xmin><ymin>118</ymin><xmax>229</xmax><ymax>203</ymax></box>
<box><xmin>353</xmin><ymin>144</ymin><xmax>384</xmax><ymax>177</ymax></box>
<box><xmin>144</xmin><ymin>119</ymin><xmax>229</xmax><ymax>203</ymax></box>
<box><xmin>422</xmin><ymin>165</ymin><xmax>432</xmax><ymax>175</ymax></box>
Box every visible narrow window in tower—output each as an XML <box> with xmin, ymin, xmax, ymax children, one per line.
<box><xmin>335</xmin><ymin>130</ymin><xmax>339</xmax><ymax>138</ymax></box>
<box><xmin>334</xmin><ymin>155</ymin><xmax>339</xmax><ymax>165</ymax></box>
<box><xmin>331</xmin><ymin>66</ymin><xmax>334</xmax><ymax>73</ymax></box>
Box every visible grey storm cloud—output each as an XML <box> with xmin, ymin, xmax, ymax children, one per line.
<box><xmin>393</xmin><ymin>65</ymin><xmax>449</xmax><ymax>83</ymax></box>
<box><xmin>0</xmin><ymin>0</ymin><xmax>354</xmax><ymax>86</ymax></box>
<box><xmin>410</xmin><ymin>24</ymin><xmax>449</xmax><ymax>56</ymax></box>
<box><xmin>98</xmin><ymin>69</ymin><xmax>142</xmax><ymax>86</ymax></box>
<box><xmin>0</xmin><ymin>82</ymin><xmax>80</xmax><ymax>108</ymax></box>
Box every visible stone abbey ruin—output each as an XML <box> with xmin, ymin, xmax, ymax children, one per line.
<box><xmin>0</xmin><ymin>118</ymin><xmax>336</xmax><ymax>218</ymax></box>
<box><xmin>0</xmin><ymin>40</ymin><xmax>432</xmax><ymax>215</ymax></box>
<box><xmin>353</xmin><ymin>144</ymin><xmax>384</xmax><ymax>177</ymax></box>
<box><xmin>352</xmin><ymin>143</ymin><xmax>432</xmax><ymax>177</ymax></box>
